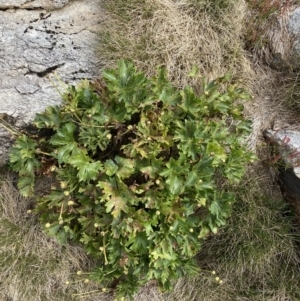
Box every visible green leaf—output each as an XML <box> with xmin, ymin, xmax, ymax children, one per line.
<box><xmin>206</xmin><ymin>141</ymin><xmax>227</xmax><ymax>166</ymax></box>
<box><xmin>126</xmin><ymin>232</ymin><xmax>148</xmax><ymax>254</ymax></box>
<box><xmin>17</xmin><ymin>175</ymin><xmax>35</xmax><ymax>197</ymax></box>
<box><xmin>50</xmin><ymin>123</ymin><xmax>76</xmax><ymax>146</ymax></box>
<box><xmin>114</xmin><ymin>156</ymin><xmax>136</xmax><ymax>179</ymax></box>
<box><xmin>209</xmin><ymin>200</ymin><xmax>222</xmax><ymax>219</ymax></box>
<box><xmin>104</xmin><ymin>159</ymin><xmax>119</xmax><ymax>176</ymax></box>
<box><xmin>33</xmin><ymin>105</ymin><xmax>65</xmax><ymax>130</ymax></box>
<box><xmin>102</xmin><ymin>69</ymin><xmax>118</xmax><ymax>83</ymax></box>
<box><xmin>68</xmin><ymin>148</ymin><xmax>89</xmax><ymax>166</ymax></box>
<box><xmin>105</xmin><ymin>195</ymin><xmax>128</xmax><ymax>218</ymax></box>
<box><xmin>166</xmin><ymin>175</ymin><xmax>183</xmax><ymax>195</ymax></box>
<box><xmin>185</xmin><ymin>171</ymin><xmax>198</xmax><ymax>187</ymax></box>
<box><xmin>77</xmin><ymin>161</ymin><xmax>103</xmax><ymax>182</ymax></box>
<box><xmin>55</xmin><ymin>143</ymin><xmax>78</xmax><ymax>164</ymax></box>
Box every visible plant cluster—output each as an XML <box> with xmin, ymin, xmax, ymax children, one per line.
<box><xmin>9</xmin><ymin>61</ymin><xmax>255</xmax><ymax>299</ymax></box>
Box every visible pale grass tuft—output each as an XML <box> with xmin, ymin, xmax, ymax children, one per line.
<box><xmin>99</xmin><ymin>0</ymin><xmax>250</xmax><ymax>87</ymax></box>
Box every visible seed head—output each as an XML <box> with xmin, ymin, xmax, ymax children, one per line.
<box><xmin>65</xmin><ymin>281</ymin><xmax>70</xmax><ymax>285</ymax></box>
<box><xmin>27</xmin><ymin>209</ymin><xmax>32</xmax><ymax>214</ymax></box>
<box><xmin>156</xmin><ymin>210</ymin><xmax>160</xmax><ymax>215</ymax></box>
<box><xmin>99</xmin><ymin>247</ymin><xmax>104</xmax><ymax>251</ymax></box>
<box><xmin>102</xmin><ymin>288</ymin><xmax>107</xmax><ymax>292</ymax></box>
<box><xmin>212</xmin><ymin>270</ymin><xmax>216</xmax><ymax>275</ymax></box>
<box><xmin>77</xmin><ymin>271</ymin><xmax>82</xmax><ymax>276</ymax></box>
<box><xmin>94</xmin><ymin>223</ymin><xmax>99</xmax><ymax>228</ymax></box>
<box><xmin>155</xmin><ymin>179</ymin><xmax>160</xmax><ymax>185</ymax></box>
<box><xmin>50</xmin><ymin>165</ymin><xmax>56</xmax><ymax>172</ymax></box>
<box><xmin>59</xmin><ymin>220</ymin><xmax>64</xmax><ymax>225</ymax></box>
<box><xmin>45</xmin><ymin>223</ymin><xmax>51</xmax><ymax>228</ymax></box>
<box><xmin>106</xmin><ymin>133</ymin><xmax>112</xmax><ymax>139</ymax></box>
<box><xmin>215</xmin><ymin>277</ymin><xmax>220</xmax><ymax>282</ymax></box>
<box><xmin>67</xmin><ymin>200</ymin><xmax>74</xmax><ymax>206</ymax></box>
<box><xmin>60</xmin><ymin>181</ymin><xmax>67</xmax><ymax>189</ymax></box>
<box><xmin>189</xmin><ymin>228</ymin><xmax>194</xmax><ymax>233</ymax></box>
<box><xmin>84</xmin><ymin>279</ymin><xmax>89</xmax><ymax>283</ymax></box>
<box><xmin>64</xmin><ymin>191</ymin><xmax>70</xmax><ymax>196</ymax></box>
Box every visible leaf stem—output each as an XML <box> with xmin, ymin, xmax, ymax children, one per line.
<box><xmin>103</xmin><ymin>236</ymin><xmax>109</xmax><ymax>265</ymax></box>
<box><xmin>0</xmin><ymin>118</ymin><xmax>19</xmax><ymax>136</ymax></box>
<box><xmin>72</xmin><ymin>290</ymin><xmax>105</xmax><ymax>297</ymax></box>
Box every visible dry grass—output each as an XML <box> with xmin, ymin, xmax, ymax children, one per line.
<box><xmin>244</xmin><ymin>0</ymin><xmax>295</xmax><ymax>64</ymax></box>
<box><xmin>0</xmin><ymin>172</ymin><xmax>112</xmax><ymax>301</ymax></box>
<box><xmin>99</xmin><ymin>0</ymin><xmax>249</xmax><ymax>87</ymax></box>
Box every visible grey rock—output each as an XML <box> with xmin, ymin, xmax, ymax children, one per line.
<box><xmin>265</xmin><ymin>129</ymin><xmax>300</xmax><ymax>177</ymax></box>
<box><xmin>286</xmin><ymin>7</ymin><xmax>300</xmax><ymax>69</ymax></box>
<box><xmin>0</xmin><ymin>0</ymin><xmax>103</xmax><ymax>164</ymax></box>
<box><xmin>265</xmin><ymin>129</ymin><xmax>300</xmax><ymax>221</ymax></box>
<box><xmin>0</xmin><ymin>0</ymin><xmax>69</xmax><ymax>10</ymax></box>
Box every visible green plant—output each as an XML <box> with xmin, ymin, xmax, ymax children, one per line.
<box><xmin>8</xmin><ymin>61</ymin><xmax>255</xmax><ymax>299</ymax></box>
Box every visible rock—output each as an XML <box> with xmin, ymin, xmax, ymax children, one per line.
<box><xmin>264</xmin><ymin>5</ymin><xmax>300</xmax><ymax>72</ymax></box>
<box><xmin>278</xmin><ymin>168</ymin><xmax>300</xmax><ymax>223</ymax></box>
<box><xmin>0</xmin><ymin>0</ymin><xmax>103</xmax><ymax>164</ymax></box>
<box><xmin>265</xmin><ymin>129</ymin><xmax>300</xmax><ymax>222</ymax></box>
<box><xmin>264</xmin><ymin>129</ymin><xmax>300</xmax><ymax>177</ymax></box>
<box><xmin>288</xmin><ymin>6</ymin><xmax>300</xmax><ymax>59</ymax></box>
<box><xmin>0</xmin><ymin>0</ymin><xmax>69</xmax><ymax>10</ymax></box>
